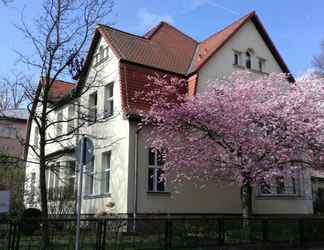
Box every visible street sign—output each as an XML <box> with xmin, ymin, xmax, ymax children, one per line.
<box><xmin>75</xmin><ymin>136</ymin><xmax>94</xmax><ymax>165</ymax></box>
<box><xmin>75</xmin><ymin>135</ymin><xmax>94</xmax><ymax>250</ymax></box>
<box><xmin>0</xmin><ymin>191</ymin><xmax>10</xmax><ymax>213</ymax></box>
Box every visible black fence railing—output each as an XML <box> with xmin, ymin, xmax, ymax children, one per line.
<box><xmin>1</xmin><ymin>216</ymin><xmax>324</xmax><ymax>250</ymax></box>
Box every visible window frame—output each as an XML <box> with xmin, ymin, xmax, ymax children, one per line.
<box><xmin>56</xmin><ymin>110</ymin><xmax>63</xmax><ymax>136</ymax></box>
<box><xmin>34</xmin><ymin>127</ymin><xmax>39</xmax><ymax>147</ymax></box>
<box><xmin>233</xmin><ymin>50</ymin><xmax>242</xmax><ymax>66</ymax></box>
<box><xmin>101</xmin><ymin>151</ymin><xmax>111</xmax><ymax>194</ymax></box>
<box><xmin>104</xmin><ymin>83</ymin><xmax>114</xmax><ymax>118</ymax></box>
<box><xmin>258</xmin><ymin>174</ymin><xmax>299</xmax><ymax>197</ymax></box>
<box><xmin>148</xmin><ymin>148</ymin><xmax>166</xmax><ymax>193</ymax></box>
<box><xmin>245</xmin><ymin>51</ymin><xmax>252</xmax><ymax>69</ymax></box>
<box><xmin>67</xmin><ymin>105</ymin><xmax>75</xmax><ymax>134</ymax></box>
<box><xmin>257</xmin><ymin>57</ymin><xmax>266</xmax><ymax>72</ymax></box>
<box><xmin>88</xmin><ymin>91</ymin><xmax>97</xmax><ymax>125</ymax></box>
<box><xmin>66</xmin><ymin>160</ymin><xmax>76</xmax><ymax>196</ymax></box>
<box><xmin>86</xmin><ymin>157</ymin><xmax>95</xmax><ymax>195</ymax></box>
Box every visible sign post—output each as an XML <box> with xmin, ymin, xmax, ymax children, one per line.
<box><xmin>75</xmin><ymin>135</ymin><xmax>94</xmax><ymax>250</ymax></box>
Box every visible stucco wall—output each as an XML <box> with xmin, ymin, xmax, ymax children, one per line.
<box><xmin>197</xmin><ymin>20</ymin><xmax>283</xmax><ymax>94</ymax></box>
<box><xmin>25</xmin><ymin>37</ymin><xmax>130</xmax><ymax>214</ymax></box>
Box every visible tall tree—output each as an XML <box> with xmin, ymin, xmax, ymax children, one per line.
<box><xmin>313</xmin><ymin>40</ymin><xmax>324</xmax><ymax>76</ymax></box>
<box><xmin>138</xmin><ymin>71</ymin><xmax>324</xmax><ymax>218</ymax></box>
<box><xmin>17</xmin><ymin>0</ymin><xmax>113</xmax><ymax>248</ymax></box>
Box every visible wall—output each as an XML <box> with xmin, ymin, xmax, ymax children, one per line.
<box><xmin>197</xmin><ymin>20</ymin><xmax>283</xmax><ymax>94</ymax></box>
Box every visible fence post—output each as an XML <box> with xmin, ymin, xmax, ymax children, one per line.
<box><xmin>218</xmin><ymin>218</ymin><xmax>224</xmax><ymax>245</ymax></box>
<box><xmin>101</xmin><ymin>220</ymin><xmax>107</xmax><ymax>250</ymax></box>
<box><xmin>299</xmin><ymin>219</ymin><xmax>304</xmax><ymax>247</ymax></box>
<box><xmin>164</xmin><ymin>219</ymin><xmax>172</xmax><ymax>250</ymax></box>
<box><xmin>262</xmin><ymin>219</ymin><xmax>268</xmax><ymax>242</ymax></box>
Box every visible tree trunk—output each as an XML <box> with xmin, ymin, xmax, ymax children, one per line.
<box><xmin>241</xmin><ymin>183</ymin><xmax>252</xmax><ymax>218</ymax></box>
<box><xmin>39</xmin><ymin>148</ymin><xmax>49</xmax><ymax>249</ymax></box>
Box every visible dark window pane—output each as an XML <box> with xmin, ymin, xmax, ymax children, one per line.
<box><xmin>105</xmin><ymin>171</ymin><xmax>110</xmax><ymax>193</ymax></box>
<box><xmin>157</xmin><ymin>151</ymin><xmax>165</xmax><ymax>166</ymax></box>
<box><xmin>157</xmin><ymin>169</ymin><xmax>165</xmax><ymax>192</ymax></box>
<box><xmin>276</xmin><ymin>176</ymin><xmax>285</xmax><ymax>194</ymax></box>
<box><xmin>148</xmin><ymin>168</ymin><xmax>154</xmax><ymax>191</ymax></box>
<box><xmin>149</xmin><ymin>149</ymin><xmax>155</xmax><ymax>165</ymax></box>
<box><xmin>261</xmin><ymin>183</ymin><xmax>271</xmax><ymax>194</ymax></box>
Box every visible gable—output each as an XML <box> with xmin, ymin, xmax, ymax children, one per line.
<box><xmin>196</xmin><ymin>19</ymin><xmax>290</xmax><ymax>94</ymax></box>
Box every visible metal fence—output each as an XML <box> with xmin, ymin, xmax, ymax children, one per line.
<box><xmin>1</xmin><ymin>216</ymin><xmax>324</xmax><ymax>250</ymax></box>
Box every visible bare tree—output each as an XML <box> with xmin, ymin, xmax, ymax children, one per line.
<box><xmin>0</xmin><ymin>73</ymin><xmax>28</xmax><ymax>111</ymax></box>
<box><xmin>312</xmin><ymin>40</ymin><xmax>324</xmax><ymax>76</ymax></box>
<box><xmin>16</xmin><ymin>0</ymin><xmax>113</xmax><ymax>248</ymax></box>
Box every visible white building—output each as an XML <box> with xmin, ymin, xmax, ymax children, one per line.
<box><xmin>25</xmin><ymin>11</ymin><xmax>324</xmax><ymax>215</ymax></box>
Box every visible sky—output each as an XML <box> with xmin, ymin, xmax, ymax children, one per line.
<box><xmin>0</xmin><ymin>0</ymin><xmax>323</xmax><ymax>79</ymax></box>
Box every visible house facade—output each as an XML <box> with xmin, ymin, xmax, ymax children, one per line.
<box><xmin>25</xmin><ymin>11</ymin><xmax>318</xmax><ymax>215</ymax></box>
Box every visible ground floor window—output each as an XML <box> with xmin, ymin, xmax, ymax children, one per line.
<box><xmin>101</xmin><ymin>151</ymin><xmax>111</xmax><ymax>194</ymax></box>
<box><xmin>259</xmin><ymin>175</ymin><xmax>298</xmax><ymax>196</ymax></box>
<box><xmin>148</xmin><ymin>148</ymin><xmax>166</xmax><ymax>192</ymax></box>
<box><xmin>85</xmin><ymin>157</ymin><xmax>95</xmax><ymax>195</ymax></box>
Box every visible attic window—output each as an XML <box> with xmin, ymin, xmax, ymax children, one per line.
<box><xmin>233</xmin><ymin>51</ymin><xmax>242</xmax><ymax>66</ymax></box>
<box><xmin>94</xmin><ymin>46</ymin><xmax>109</xmax><ymax>65</ymax></box>
<box><xmin>257</xmin><ymin>57</ymin><xmax>266</xmax><ymax>72</ymax></box>
<box><xmin>245</xmin><ymin>51</ymin><xmax>251</xmax><ymax>69</ymax></box>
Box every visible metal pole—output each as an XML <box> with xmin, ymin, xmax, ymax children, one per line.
<box><xmin>75</xmin><ymin>136</ymin><xmax>86</xmax><ymax>250</ymax></box>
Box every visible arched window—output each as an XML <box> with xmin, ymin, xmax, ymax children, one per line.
<box><xmin>245</xmin><ymin>51</ymin><xmax>251</xmax><ymax>69</ymax></box>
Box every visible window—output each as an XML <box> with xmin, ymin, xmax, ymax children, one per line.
<box><xmin>48</xmin><ymin>164</ymin><xmax>55</xmax><ymax>189</ymax></box>
<box><xmin>30</xmin><ymin>172</ymin><xmax>36</xmax><ymax>202</ymax></box>
<box><xmin>66</xmin><ymin>161</ymin><xmax>76</xmax><ymax>196</ymax></box>
<box><xmin>34</xmin><ymin>127</ymin><xmax>39</xmax><ymax>147</ymax></box>
<box><xmin>258</xmin><ymin>57</ymin><xmax>265</xmax><ymax>72</ymax></box>
<box><xmin>233</xmin><ymin>51</ymin><xmax>241</xmax><ymax>65</ymax></box>
<box><xmin>88</xmin><ymin>92</ymin><xmax>97</xmax><ymax>125</ymax></box>
<box><xmin>104</xmin><ymin>83</ymin><xmax>114</xmax><ymax>117</ymax></box>
<box><xmin>259</xmin><ymin>175</ymin><xmax>298</xmax><ymax>196</ymax></box>
<box><xmin>86</xmin><ymin>157</ymin><xmax>95</xmax><ymax>195</ymax></box>
<box><xmin>245</xmin><ymin>51</ymin><xmax>252</xmax><ymax>69</ymax></box>
<box><xmin>56</xmin><ymin>111</ymin><xmax>63</xmax><ymax>136</ymax></box>
<box><xmin>55</xmin><ymin>162</ymin><xmax>60</xmax><ymax>188</ymax></box>
<box><xmin>67</xmin><ymin>105</ymin><xmax>75</xmax><ymax>133</ymax></box>
<box><xmin>148</xmin><ymin>148</ymin><xmax>166</xmax><ymax>192</ymax></box>
<box><xmin>94</xmin><ymin>46</ymin><xmax>109</xmax><ymax>65</ymax></box>
<box><xmin>101</xmin><ymin>152</ymin><xmax>111</xmax><ymax>194</ymax></box>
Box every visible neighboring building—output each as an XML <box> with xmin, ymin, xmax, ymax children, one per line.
<box><xmin>25</xmin><ymin>11</ymin><xmax>318</xmax><ymax>215</ymax></box>
<box><xmin>0</xmin><ymin>109</ymin><xmax>28</xmax><ymax>214</ymax></box>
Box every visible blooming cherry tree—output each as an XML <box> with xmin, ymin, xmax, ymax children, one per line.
<box><xmin>137</xmin><ymin>71</ymin><xmax>324</xmax><ymax>217</ymax></box>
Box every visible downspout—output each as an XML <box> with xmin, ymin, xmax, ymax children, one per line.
<box><xmin>133</xmin><ymin>126</ymin><xmax>141</xmax><ymax>219</ymax></box>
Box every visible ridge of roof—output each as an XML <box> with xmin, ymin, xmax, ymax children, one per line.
<box><xmin>147</xmin><ymin>21</ymin><xmax>198</xmax><ymax>43</ymax></box>
<box><xmin>97</xmin><ymin>23</ymin><xmax>150</xmax><ymax>42</ymax></box>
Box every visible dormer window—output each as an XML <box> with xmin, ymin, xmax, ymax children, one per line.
<box><xmin>245</xmin><ymin>51</ymin><xmax>252</xmax><ymax>69</ymax></box>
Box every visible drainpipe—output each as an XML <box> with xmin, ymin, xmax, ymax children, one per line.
<box><xmin>133</xmin><ymin>125</ymin><xmax>141</xmax><ymax>220</ymax></box>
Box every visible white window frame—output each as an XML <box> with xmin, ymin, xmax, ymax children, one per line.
<box><xmin>86</xmin><ymin>157</ymin><xmax>95</xmax><ymax>195</ymax></box>
<box><xmin>67</xmin><ymin>105</ymin><xmax>75</xmax><ymax>134</ymax></box>
<box><xmin>233</xmin><ymin>50</ymin><xmax>242</xmax><ymax>66</ymax></box>
<box><xmin>101</xmin><ymin>151</ymin><xmax>111</xmax><ymax>194</ymax></box>
<box><xmin>56</xmin><ymin>111</ymin><xmax>63</xmax><ymax>136</ymax></box>
<box><xmin>65</xmin><ymin>160</ymin><xmax>76</xmax><ymax>196</ymax></box>
<box><xmin>148</xmin><ymin>148</ymin><xmax>166</xmax><ymax>192</ymax></box>
<box><xmin>257</xmin><ymin>57</ymin><xmax>266</xmax><ymax>72</ymax></box>
<box><xmin>104</xmin><ymin>83</ymin><xmax>114</xmax><ymax>118</ymax></box>
<box><xmin>88</xmin><ymin>92</ymin><xmax>97</xmax><ymax>125</ymax></box>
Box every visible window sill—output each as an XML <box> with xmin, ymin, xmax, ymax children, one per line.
<box><xmin>147</xmin><ymin>191</ymin><xmax>171</xmax><ymax>195</ymax></box>
<box><xmin>83</xmin><ymin>193</ymin><xmax>111</xmax><ymax>199</ymax></box>
<box><xmin>233</xmin><ymin>64</ymin><xmax>268</xmax><ymax>75</ymax></box>
<box><xmin>255</xmin><ymin>195</ymin><xmax>304</xmax><ymax>200</ymax></box>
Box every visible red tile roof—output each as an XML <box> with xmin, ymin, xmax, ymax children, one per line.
<box><xmin>48</xmin><ymin>79</ymin><xmax>76</xmax><ymax>100</ymax></box>
<box><xmin>98</xmin><ymin>22</ymin><xmax>197</xmax><ymax>74</ymax></box>
<box><xmin>97</xmin><ymin>11</ymin><xmax>291</xmax><ymax>79</ymax></box>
